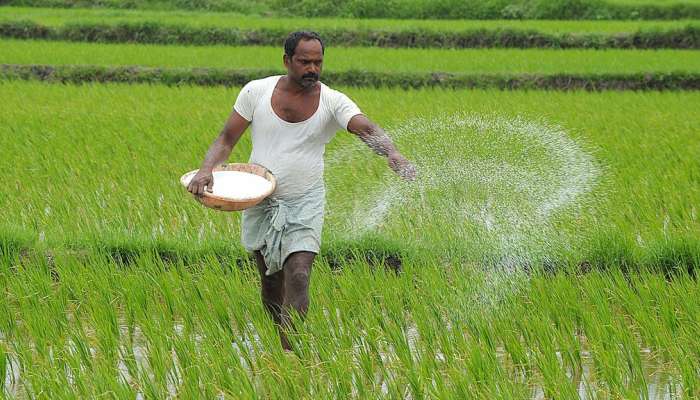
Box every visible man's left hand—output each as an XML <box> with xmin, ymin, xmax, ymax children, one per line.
<box><xmin>388</xmin><ymin>152</ymin><xmax>417</xmax><ymax>181</ymax></box>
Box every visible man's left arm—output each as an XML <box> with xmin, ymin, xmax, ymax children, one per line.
<box><xmin>347</xmin><ymin>114</ymin><xmax>417</xmax><ymax>181</ymax></box>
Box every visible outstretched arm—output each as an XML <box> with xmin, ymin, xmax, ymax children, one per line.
<box><xmin>187</xmin><ymin>111</ymin><xmax>250</xmax><ymax>196</ymax></box>
<box><xmin>347</xmin><ymin>114</ymin><xmax>416</xmax><ymax>181</ymax></box>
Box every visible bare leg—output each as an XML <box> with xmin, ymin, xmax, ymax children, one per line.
<box><xmin>253</xmin><ymin>251</ymin><xmax>285</xmax><ymax>327</ymax></box>
<box><xmin>280</xmin><ymin>251</ymin><xmax>315</xmax><ymax>351</ymax></box>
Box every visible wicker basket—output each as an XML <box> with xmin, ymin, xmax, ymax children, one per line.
<box><xmin>180</xmin><ymin>163</ymin><xmax>276</xmax><ymax>211</ymax></box>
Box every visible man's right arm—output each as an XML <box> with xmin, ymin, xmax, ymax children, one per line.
<box><xmin>187</xmin><ymin>111</ymin><xmax>250</xmax><ymax>196</ymax></box>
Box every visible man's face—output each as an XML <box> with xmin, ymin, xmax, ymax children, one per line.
<box><xmin>284</xmin><ymin>39</ymin><xmax>323</xmax><ymax>89</ymax></box>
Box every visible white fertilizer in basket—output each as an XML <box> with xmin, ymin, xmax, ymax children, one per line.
<box><xmin>186</xmin><ymin>171</ymin><xmax>273</xmax><ymax>200</ymax></box>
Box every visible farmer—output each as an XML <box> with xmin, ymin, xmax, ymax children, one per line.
<box><xmin>187</xmin><ymin>31</ymin><xmax>416</xmax><ymax>350</ymax></box>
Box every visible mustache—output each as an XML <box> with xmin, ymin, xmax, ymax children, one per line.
<box><xmin>302</xmin><ymin>73</ymin><xmax>319</xmax><ymax>80</ymax></box>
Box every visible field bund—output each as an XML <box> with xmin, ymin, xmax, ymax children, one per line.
<box><xmin>1</xmin><ymin>7</ymin><xmax>699</xmax><ymax>49</ymax></box>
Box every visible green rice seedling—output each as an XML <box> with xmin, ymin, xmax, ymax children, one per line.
<box><xmin>0</xmin><ymin>70</ymin><xmax>697</xmax><ymax>399</ymax></box>
<box><xmin>525</xmin><ymin>274</ymin><xmax>582</xmax><ymax>384</ymax></box>
<box><xmin>1</xmin><ymin>81</ymin><xmax>699</xmax><ymax>267</ymax></box>
<box><xmin>2</xmin><ymin>39</ymin><xmax>698</xmax><ymax>75</ymax></box>
<box><xmin>0</xmin><ymin>0</ymin><xmax>696</xmax><ymax>20</ymax></box>
<box><xmin>0</xmin><ymin>343</ymin><xmax>7</xmax><ymax>394</ymax></box>
<box><xmin>667</xmin><ymin>337</ymin><xmax>698</xmax><ymax>397</ymax></box>
<box><xmin>1</xmin><ymin>252</ymin><xmax>699</xmax><ymax>396</ymax></box>
<box><xmin>1</xmin><ymin>6</ymin><xmax>696</xmax><ymax>34</ymax></box>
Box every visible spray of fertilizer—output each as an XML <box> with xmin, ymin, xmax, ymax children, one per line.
<box><xmin>327</xmin><ymin>112</ymin><xmax>601</xmax><ymax>309</ymax></box>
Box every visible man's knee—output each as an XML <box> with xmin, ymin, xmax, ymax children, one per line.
<box><xmin>288</xmin><ymin>269</ymin><xmax>310</xmax><ymax>294</ymax></box>
<box><xmin>284</xmin><ymin>251</ymin><xmax>314</xmax><ymax>302</ymax></box>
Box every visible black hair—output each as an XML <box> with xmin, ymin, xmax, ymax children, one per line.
<box><xmin>284</xmin><ymin>31</ymin><xmax>325</xmax><ymax>58</ymax></box>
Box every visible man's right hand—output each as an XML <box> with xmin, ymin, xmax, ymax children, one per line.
<box><xmin>187</xmin><ymin>169</ymin><xmax>214</xmax><ymax>196</ymax></box>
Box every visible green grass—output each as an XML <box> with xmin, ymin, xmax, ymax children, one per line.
<box><xmin>1</xmin><ymin>251</ymin><xmax>698</xmax><ymax>397</ymax></box>
<box><xmin>0</xmin><ymin>80</ymin><xmax>698</xmax><ymax>268</ymax></box>
<box><xmin>2</xmin><ymin>39</ymin><xmax>698</xmax><ymax>75</ymax></box>
<box><xmin>1</xmin><ymin>0</ymin><xmax>699</xmax><ymax>19</ymax></box>
<box><xmin>1</xmin><ymin>6</ymin><xmax>698</xmax><ymax>33</ymax></box>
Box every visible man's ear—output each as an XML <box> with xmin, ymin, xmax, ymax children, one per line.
<box><xmin>283</xmin><ymin>54</ymin><xmax>290</xmax><ymax>68</ymax></box>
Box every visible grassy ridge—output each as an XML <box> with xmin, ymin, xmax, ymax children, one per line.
<box><xmin>4</xmin><ymin>64</ymin><xmax>698</xmax><ymax>90</ymax></box>
<box><xmin>2</xmin><ymin>40</ymin><xmax>697</xmax><ymax>74</ymax></box>
<box><xmin>3</xmin><ymin>20</ymin><xmax>697</xmax><ymax>49</ymax></box>
<box><xmin>1</xmin><ymin>81</ymin><xmax>698</xmax><ymax>269</ymax></box>
<box><xmin>1</xmin><ymin>0</ymin><xmax>699</xmax><ymax>19</ymax></box>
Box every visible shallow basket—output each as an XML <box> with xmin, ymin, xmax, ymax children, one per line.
<box><xmin>180</xmin><ymin>163</ymin><xmax>276</xmax><ymax>211</ymax></box>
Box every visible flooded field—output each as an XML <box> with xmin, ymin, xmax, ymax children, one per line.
<box><xmin>2</xmin><ymin>253</ymin><xmax>698</xmax><ymax>398</ymax></box>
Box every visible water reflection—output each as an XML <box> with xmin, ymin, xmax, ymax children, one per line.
<box><xmin>2</xmin><ymin>320</ymin><xmax>683</xmax><ymax>399</ymax></box>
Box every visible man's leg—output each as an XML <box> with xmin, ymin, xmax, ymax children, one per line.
<box><xmin>280</xmin><ymin>251</ymin><xmax>315</xmax><ymax>351</ymax></box>
<box><xmin>253</xmin><ymin>250</ymin><xmax>285</xmax><ymax>327</ymax></box>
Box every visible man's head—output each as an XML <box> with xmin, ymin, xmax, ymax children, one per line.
<box><xmin>283</xmin><ymin>31</ymin><xmax>325</xmax><ymax>89</ymax></box>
